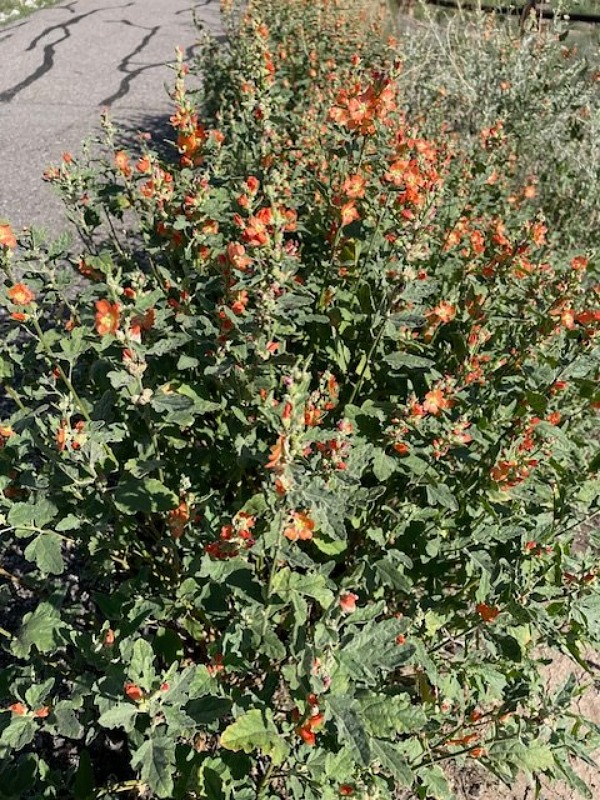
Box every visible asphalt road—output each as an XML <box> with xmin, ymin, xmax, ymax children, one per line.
<box><xmin>0</xmin><ymin>0</ymin><xmax>222</xmax><ymax>234</ymax></box>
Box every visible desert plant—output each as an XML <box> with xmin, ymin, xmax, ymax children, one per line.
<box><xmin>0</xmin><ymin>1</ymin><xmax>599</xmax><ymax>799</ymax></box>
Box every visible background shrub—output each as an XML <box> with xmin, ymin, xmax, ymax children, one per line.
<box><xmin>393</xmin><ymin>3</ymin><xmax>600</xmax><ymax>250</ymax></box>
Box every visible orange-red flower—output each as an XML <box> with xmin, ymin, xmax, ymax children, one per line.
<box><xmin>129</xmin><ymin>308</ymin><xmax>155</xmax><ymax>342</ymax></box>
<box><xmin>469</xmin><ymin>747</ymin><xmax>486</xmax><ymax>759</ymax></box>
<box><xmin>342</xmin><ymin>174</ymin><xmax>366</xmax><ymax>199</ymax></box>
<box><xmin>103</xmin><ymin>628</ymin><xmax>116</xmax><ymax>647</ymax></box>
<box><xmin>227</xmin><ymin>242</ymin><xmax>252</xmax><ymax>272</ymax></box>
<box><xmin>476</xmin><ymin>602</ymin><xmax>500</xmax><ymax>623</ymax></box>
<box><xmin>339</xmin><ymin>592</ymin><xmax>358</xmax><ymax>614</ymax></box>
<box><xmin>177</xmin><ymin>124</ymin><xmax>207</xmax><ymax>165</ymax></box>
<box><xmin>571</xmin><ymin>255</ymin><xmax>588</xmax><ymax>272</ymax></box>
<box><xmin>284</xmin><ymin>511</ymin><xmax>315</xmax><ymax>541</ymax></box>
<box><xmin>265</xmin><ymin>434</ymin><xmax>286</xmax><ymax>470</ymax></box>
<box><xmin>423</xmin><ymin>387</ymin><xmax>452</xmax><ymax>416</ymax></box>
<box><xmin>230</xmin><ymin>290</ymin><xmax>249</xmax><ymax>315</ymax></box>
<box><xmin>95</xmin><ymin>300</ymin><xmax>121</xmax><ymax>336</ymax></box>
<box><xmin>242</xmin><ymin>207</ymin><xmax>273</xmax><ymax>247</ymax></box>
<box><xmin>56</xmin><ymin>422</ymin><xmax>67</xmax><ymax>452</ymax></box>
<box><xmin>168</xmin><ymin>500</ymin><xmax>190</xmax><ymax>540</ymax></box>
<box><xmin>428</xmin><ymin>301</ymin><xmax>456</xmax><ymax>325</ymax></box>
<box><xmin>124</xmin><ymin>682</ymin><xmax>144</xmax><ymax>702</ymax></box>
<box><xmin>8</xmin><ymin>702</ymin><xmax>26</xmax><ymax>716</ymax></box>
<box><xmin>296</xmin><ymin>723</ymin><xmax>316</xmax><ymax>746</ymax></box>
<box><xmin>8</xmin><ymin>283</ymin><xmax>34</xmax><ymax>305</ymax></box>
<box><xmin>393</xmin><ymin>441</ymin><xmax>410</xmax><ymax>455</ymax></box>
<box><xmin>114</xmin><ymin>150</ymin><xmax>132</xmax><ymax>178</ymax></box>
<box><xmin>136</xmin><ymin>156</ymin><xmax>152</xmax><ymax>173</ymax></box>
<box><xmin>340</xmin><ymin>201</ymin><xmax>360</xmax><ymax>228</ymax></box>
<box><xmin>0</xmin><ymin>224</ymin><xmax>17</xmax><ymax>249</ymax></box>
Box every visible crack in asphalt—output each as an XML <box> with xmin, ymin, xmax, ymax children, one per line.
<box><xmin>0</xmin><ymin>2</ymin><xmax>134</xmax><ymax>104</ymax></box>
<box><xmin>99</xmin><ymin>21</ymin><xmax>161</xmax><ymax>106</ymax></box>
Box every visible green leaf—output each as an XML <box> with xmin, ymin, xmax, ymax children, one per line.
<box><xmin>418</xmin><ymin>765</ymin><xmax>453</xmax><ymax>799</ymax></box>
<box><xmin>384</xmin><ymin>352</ymin><xmax>434</xmax><ymax>370</ymax></box>
<box><xmin>186</xmin><ymin>696</ymin><xmax>232</xmax><ymax>724</ymax></box>
<box><xmin>338</xmin><ymin>618</ymin><xmax>414</xmax><ymax>682</ymax></box>
<box><xmin>8</xmin><ymin>499</ymin><xmax>57</xmax><ymax>529</ymax></box>
<box><xmin>24</xmin><ymin>533</ymin><xmax>64</xmax><ymax>575</ymax></box>
<box><xmin>426</xmin><ymin>483</ymin><xmax>458</xmax><ymax>511</ymax></box>
<box><xmin>328</xmin><ymin>696</ymin><xmax>371</xmax><ymax>766</ymax></box>
<box><xmin>97</xmin><ymin>705</ymin><xmax>139</xmax><ymax>732</ymax></box>
<box><xmin>374</xmin><ymin>559</ymin><xmax>412</xmax><ymax>593</ymax></box>
<box><xmin>114</xmin><ymin>478</ymin><xmax>178</xmax><ymax>515</ymax></box>
<box><xmin>54</xmin><ymin>702</ymin><xmax>84</xmax><ymax>739</ymax></box>
<box><xmin>271</xmin><ymin>568</ymin><xmax>334</xmax><ymax>609</ymax></box>
<box><xmin>0</xmin><ymin>716</ymin><xmax>36</xmax><ymax>752</ymax></box>
<box><xmin>7</xmin><ymin>502</ymin><xmax>33</xmax><ymax>529</ymax></box>
<box><xmin>129</xmin><ymin>638</ymin><xmax>155</xmax><ymax>690</ymax></box>
<box><xmin>131</xmin><ymin>734</ymin><xmax>176</xmax><ymax>799</ymax></box>
<box><xmin>372</xmin><ymin>449</ymin><xmax>397</xmax><ymax>482</ymax></box>
<box><xmin>358</xmin><ymin>693</ymin><xmax>427</xmax><ymax>737</ymax></box>
<box><xmin>371</xmin><ymin>739</ymin><xmax>413</xmax><ymax>787</ymax></box>
<box><xmin>11</xmin><ymin>602</ymin><xmax>64</xmax><ymax>659</ymax></box>
<box><xmin>514</xmin><ymin>744</ymin><xmax>555</xmax><ymax>773</ymax></box>
<box><xmin>220</xmin><ymin>709</ymin><xmax>289</xmax><ymax>765</ymax></box>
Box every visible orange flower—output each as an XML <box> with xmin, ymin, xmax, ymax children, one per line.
<box><xmin>103</xmin><ymin>628</ymin><xmax>116</xmax><ymax>647</ymax></box>
<box><xmin>136</xmin><ymin>156</ymin><xmax>152</xmax><ymax>173</ymax></box>
<box><xmin>339</xmin><ymin>785</ymin><xmax>354</xmax><ymax>796</ymax></box>
<box><xmin>230</xmin><ymin>290</ymin><xmax>249</xmax><ymax>315</ymax></box>
<box><xmin>428</xmin><ymin>301</ymin><xmax>456</xmax><ymax>324</ymax></box>
<box><xmin>469</xmin><ymin>747</ymin><xmax>486</xmax><ymax>759</ymax></box>
<box><xmin>114</xmin><ymin>150</ymin><xmax>132</xmax><ymax>177</ymax></box>
<box><xmin>304</xmin><ymin>404</ymin><xmax>322</xmax><ymax>427</ymax></box>
<box><xmin>0</xmin><ymin>425</ymin><xmax>14</xmax><ymax>444</ymax></box>
<box><xmin>571</xmin><ymin>255</ymin><xmax>588</xmax><ymax>272</ymax></box>
<box><xmin>33</xmin><ymin>706</ymin><xmax>50</xmax><ymax>719</ymax></box>
<box><xmin>95</xmin><ymin>300</ymin><xmax>121</xmax><ymax>336</ymax></box>
<box><xmin>447</xmin><ymin>732</ymin><xmax>479</xmax><ymax>746</ymax></box>
<box><xmin>423</xmin><ymin>387</ymin><xmax>452</xmax><ymax>415</ymax></box>
<box><xmin>168</xmin><ymin>500</ymin><xmax>190</xmax><ymax>540</ymax></box>
<box><xmin>242</xmin><ymin>207</ymin><xmax>273</xmax><ymax>247</ymax></box>
<box><xmin>296</xmin><ymin>723</ymin><xmax>316</xmax><ymax>746</ymax></box>
<box><xmin>265</xmin><ymin>434</ymin><xmax>286</xmax><ymax>470</ymax></box>
<box><xmin>124</xmin><ymin>683</ymin><xmax>144</xmax><ymax>702</ymax></box>
<box><xmin>8</xmin><ymin>283</ymin><xmax>34</xmax><ymax>305</ymax></box>
<box><xmin>56</xmin><ymin>422</ymin><xmax>67</xmax><ymax>452</ymax></box>
<box><xmin>177</xmin><ymin>124</ymin><xmax>207</xmax><ymax>163</ymax></box>
<box><xmin>340</xmin><ymin>201</ymin><xmax>359</xmax><ymax>228</ymax></box>
<box><xmin>227</xmin><ymin>242</ymin><xmax>252</xmax><ymax>272</ymax></box>
<box><xmin>531</xmin><ymin>222</ymin><xmax>547</xmax><ymax>246</ymax></box>
<box><xmin>129</xmin><ymin>308</ymin><xmax>155</xmax><ymax>341</ymax></box>
<box><xmin>339</xmin><ymin>592</ymin><xmax>358</xmax><ymax>614</ymax></box>
<box><xmin>284</xmin><ymin>511</ymin><xmax>315</xmax><ymax>541</ymax></box>
<box><xmin>342</xmin><ymin>174</ymin><xmax>366</xmax><ymax>199</ymax></box>
<box><xmin>8</xmin><ymin>702</ymin><xmax>26</xmax><ymax>716</ymax></box>
<box><xmin>476</xmin><ymin>602</ymin><xmax>500</xmax><ymax>623</ymax></box>
<box><xmin>0</xmin><ymin>223</ymin><xmax>17</xmax><ymax>249</ymax></box>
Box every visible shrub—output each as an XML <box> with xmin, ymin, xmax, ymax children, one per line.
<box><xmin>392</xmin><ymin>3</ymin><xmax>600</xmax><ymax>250</ymax></box>
<box><xmin>0</xmin><ymin>1</ymin><xmax>599</xmax><ymax>798</ymax></box>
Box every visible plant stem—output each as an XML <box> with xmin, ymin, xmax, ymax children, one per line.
<box><xmin>256</xmin><ymin>761</ymin><xmax>275</xmax><ymax>798</ymax></box>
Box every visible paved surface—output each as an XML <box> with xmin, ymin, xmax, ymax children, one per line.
<box><xmin>0</xmin><ymin>0</ymin><xmax>222</xmax><ymax>233</ymax></box>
